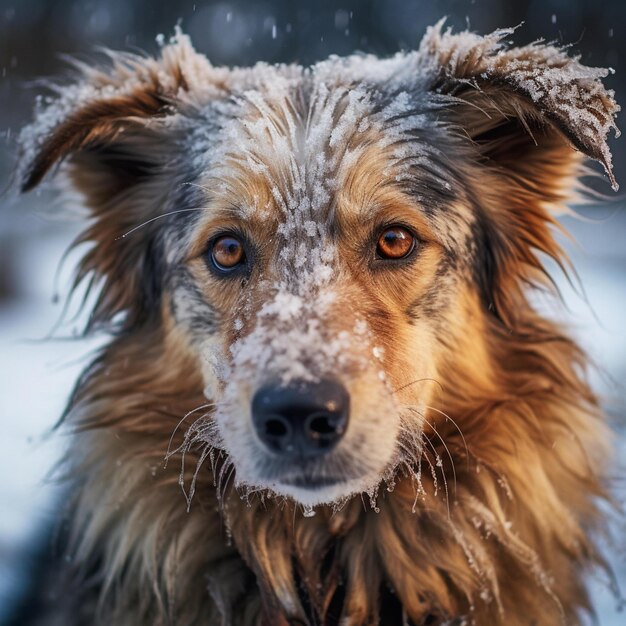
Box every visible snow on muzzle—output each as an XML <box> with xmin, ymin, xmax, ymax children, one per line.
<box><xmin>228</xmin><ymin>285</ymin><xmax>370</xmax><ymax>456</ymax></box>
<box><xmin>208</xmin><ymin>284</ymin><xmax>398</xmax><ymax>501</ymax></box>
<box><xmin>229</xmin><ymin>286</ymin><xmax>370</xmax><ymax>387</ymax></box>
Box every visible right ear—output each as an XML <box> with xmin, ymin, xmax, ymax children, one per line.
<box><xmin>19</xmin><ymin>29</ymin><xmax>228</xmax><ymax>190</ymax></box>
<box><xmin>17</xmin><ymin>31</ymin><xmax>231</xmax><ymax>332</ymax></box>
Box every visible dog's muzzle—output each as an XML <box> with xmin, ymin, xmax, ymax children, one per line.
<box><xmin>251</xmin><ymin>379</ymin><xmax>349</xmax><ymax>459</ymax></box>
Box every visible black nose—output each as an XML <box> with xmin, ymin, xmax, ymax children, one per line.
<box><xmin>252</xmin><ymin>380</ymin><xmax>350</xmax><ymax>458</ymax></box>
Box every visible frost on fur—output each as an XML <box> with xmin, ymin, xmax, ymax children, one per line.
<box><xmin>18</xmin><ymin>22</ymin><xmax>620</xmax><ymax>192</ymax></box>
<box><xmin>419</xmin><ymin>20</ymin><xmax>621</xmax><ymax>189</ymax></box>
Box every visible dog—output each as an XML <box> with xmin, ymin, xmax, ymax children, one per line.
<box><xmin>14</xmin><ymin>21</ymin><xmax>620</xmax><ymax>626</ymax></box>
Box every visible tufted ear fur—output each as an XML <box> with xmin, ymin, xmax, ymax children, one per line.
<box><xmin>18</xmin><ymin>31</ymin><xmax>231</xmax><ymax>333</ymax></box>
<box><xmin>420</xmin><ymin>22</ymin><xmax>620</xmax><ymax>327</ymax></box>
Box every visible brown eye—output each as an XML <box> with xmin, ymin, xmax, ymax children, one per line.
<box><xmin>376</xmin><ymin>226</ymin><xmax>416</xmax><ymax>260</ymax></box>
<box><xmin>211</xmin><ymin>235</ymin><xmax>245</xmax><ymax>271</ymax></box>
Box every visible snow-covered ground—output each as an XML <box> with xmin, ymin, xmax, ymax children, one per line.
<box><xmin>0</xmin><ymin>223</ymin><xmax>104</xmax><ymax>619</ymax></box>
<box><xmin>0</xmin><ymin>207</ymin><xmax>624</xmax><ymax>624</ymax></box>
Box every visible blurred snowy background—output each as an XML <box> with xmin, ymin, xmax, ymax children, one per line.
<box><xmin>0</xmin><ymin>0</ymin><xmax>624</xmax><ymax>624</ymax></box>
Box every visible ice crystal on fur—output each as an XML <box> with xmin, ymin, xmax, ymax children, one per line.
<box><xmin>419</xmin><ymin>20</ymin><xmax>620</xmax><ymax>189</ymax></box>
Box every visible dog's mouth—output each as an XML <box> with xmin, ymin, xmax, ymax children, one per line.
<box><xmin>263</xmin><ymin>470</ymin><xmax>373</xmax><ymax>506</ymax></box>
<box><xmin>247</xmin><ymin>456</ymin><xmax>378</xmax><ymax>505</ymax></box>
<box><xmin>256</xmin><ymin>459</ymin><xmax>364</xmax><ymax>491</ymax></box>
<box><xmin>280</xmin><ymin>474</ymin><xmax>344</xmax><ymax>489</ymax></box>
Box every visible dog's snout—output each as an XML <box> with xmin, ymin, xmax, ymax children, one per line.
<box><xmin>252</xmin><ymin>380</ymin><xmax>349</xmax><ymax>458</ymax></box>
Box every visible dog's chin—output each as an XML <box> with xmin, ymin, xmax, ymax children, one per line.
<box><xmin>230</xmin><ymin>438</ymin><xmax>397</xmax><ymax>507</ymax></box>
<box><xmin>264</xmin><ymin>473</ymin><xmax>380</xmax><ymax>507</ymax></box>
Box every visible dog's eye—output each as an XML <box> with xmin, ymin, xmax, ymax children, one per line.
<box><xmin>376</xmin><ymin>226</ymin><xmax>416</xmax><ymax>260</ymax></box>
<box><xmin>211</xmin><ymin>235</ymin><xmax>245</xmax><ymax>271</ymax></box>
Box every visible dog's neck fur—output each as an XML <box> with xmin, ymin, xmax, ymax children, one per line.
<box><xmin>60</xmin><ymin>286</ymin><xmax>609</xmax><ymax>626</ymax></box>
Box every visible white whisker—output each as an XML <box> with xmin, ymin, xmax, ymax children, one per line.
<box><xmin>116</xmin><ymin>207</ymin><xmax>209</xmax><ymax>239</ymax></box>
<box><xmin>165</xmin><ymin>402</ymin><xmax>213</xmax><ymax>464</ymax></box>
<box><xmin>423</xmin><ymin>404</ymin><xmax>470</xmax><ymax>469</ymax></box>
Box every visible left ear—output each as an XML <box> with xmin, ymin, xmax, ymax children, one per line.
<box><xmin>420</xmin><ymin>21</ymin><xmax>620</xmax><ymax>191</ymax></box>
<box><xmin>419</xmin><ymin>22</ymin><xmax>620</xmax><ymax>324</ymax></box>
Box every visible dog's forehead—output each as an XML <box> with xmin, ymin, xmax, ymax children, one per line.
<box><xmin>174</xmin><ymin>62</ymin><xmax>477</xmax><ymax>269</ymax></box>
<box><xmin>191</xmin><ymin>70</ymin><xmax>460</xmax><ymax>227</ymax></box>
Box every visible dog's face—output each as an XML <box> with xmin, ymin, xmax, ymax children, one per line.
<box><xmin>19</xmin><ymin>27</ymin><xmax>619</xmax><ymax>507</ymax></box>
<box><xmin>172</xmin><ymin>85</ymin><xmax>474</xmax><ymax>504</ymax></box>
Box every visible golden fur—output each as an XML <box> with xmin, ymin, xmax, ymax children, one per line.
<box><xmin>17</xmin><ymin>23</ymin><xmax>620</xmax><ymax>626</ymax></box>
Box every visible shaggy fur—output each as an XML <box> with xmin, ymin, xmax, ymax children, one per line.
<box><xmin>16</xmin><ymin>22</ymin><xmax>620</xmax><ymax>626</ymax></box>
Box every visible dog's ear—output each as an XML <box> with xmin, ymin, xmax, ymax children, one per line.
<box><xmin>18</xmin><ymin>32</ymin><xmax>230</xmax><ymax>332</ymax></box>
<box><xmin>19</xmin><ymin>30</ymin><xmax>229</xmax><ymax>191</ymax></box>
<box><xmin>419</xmin><ymin>23</ymin><xmax>620</xmax><ymax>326</ymax></box>
<box><xmin>420</xmin><ymin>22</ymin><xmax>620</xmax><ymax>190</ymax></box>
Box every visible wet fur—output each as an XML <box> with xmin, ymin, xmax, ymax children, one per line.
<box><xmin>17</xmin><ymin>23</ymin><xmax>620</xmax><ymax>626</ymax></box>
